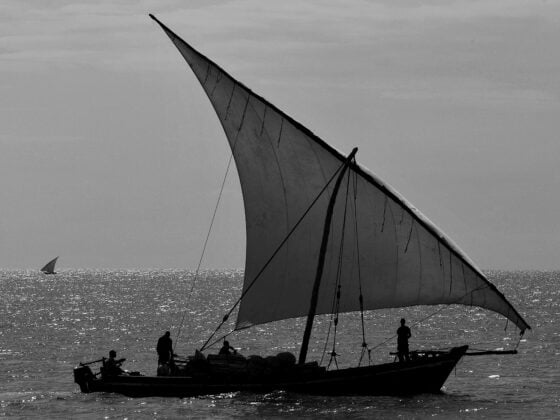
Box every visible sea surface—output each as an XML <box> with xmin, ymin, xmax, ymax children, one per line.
<box><xmin>0</xmin><ymin>269</ymin><xmax>558</xmax><ymax>419</ymax></box>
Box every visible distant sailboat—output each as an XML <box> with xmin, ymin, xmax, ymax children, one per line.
<box><xmin>40</xmin><ymin>257</ymin><xmax>58</xmax><ymax>275</ymax></box>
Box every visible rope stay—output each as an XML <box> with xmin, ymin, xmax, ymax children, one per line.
<box><xmin>317</xmin><ymin>160</ymin><xmax>373</xmax><ymax>370</ymax></box>
<box><xmin>367</xmin><ymin>285</ymin><xmax>489</xmax><ymax>354</ymax></box>
<box><xmin>327</xmin><ymin>285</ymin><xmax>342</xmax><ymax>370</ymax></box>
<box><xmin>200</xmin><ymin>156</ymin><xmax>355</xmax><ymax>352</ymax></box>
<box><xmin>326</xmin><ymin>169</ymin><xmax>352</xmax><ymax>370</ymax></box>
<box><xmin>351</xmin><ymin>170</ymin><xmax>371</xmax><ymax>367</ymax></box>
<box><xmin>365</xmin><ymin>282</ymin><xmax>527</xmax><ymax>359</ymax></box>
<box><xmin>174</xmin><ymin>147</ymin><xmax>236</xmax><ymax>351</ymax></box>
<box><xmin>175</xmin><ymin>94</ymin><xmax>251</xmax><ymax>351</ymax></box>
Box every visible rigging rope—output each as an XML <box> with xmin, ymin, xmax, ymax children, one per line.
<box><xmin>205</xmin><ymin>331</ymin><xmax>235</xmax><ymax>351</ymax></box>
<box><xmin>326</xmin><ymin>168</ymin><xmax>353</xmax><ymax>370</ymax></box>
<box><xmin>351</xmin><ymin>169</ymin><xmax>371</xmax><ymax>367</ymax></box>
<box><xmin>319</xmin><ymin>318</ymin><xmax>333</xmax><ymax>366</ymax></box>
<box><xmin>514</xmin><ymin>329</ymin><xmax>525</xmax><ymax>350</ymax></box>
<box><xmin>368</xmin><ymin>284</ymin><xmax>493</xmax><ymax>354</ymax></box>
<box><xmin>326</xmin><ymin>284</ymin><xmax>342</xmax><ymax>370</ymax></box>
<box><xmin>174</xmin><ymin>151</ymin><xmax>236</xmax><ymax>350</ymax></box>
<box><xmin>176</xmin><ymin>90</ymin><xmax>249</xmax><ymax>352</ymax></box>
<box><xmin>200</xmin><ymin>157</ymin><xmax>354</xmax><ymax>352</ymax></box>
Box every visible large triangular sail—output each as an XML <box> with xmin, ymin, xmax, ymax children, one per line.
<box><xmin>41</xmin><ymin>257</ymin><xmax>58</xmax><ymax>274</ymax></box>
<box><xmin>151</xmin><ymin>16</ymin><xmax>530</xmax><ymax>333</ymax></box>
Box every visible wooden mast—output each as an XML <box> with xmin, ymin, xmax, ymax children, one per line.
<box><xmin>298</xmin><ymin>147</ymin><xmax>358</xmax><ymax>365</ymax></box>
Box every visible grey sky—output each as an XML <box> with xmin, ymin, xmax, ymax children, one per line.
<box><xmin>1</xmin><ymin>0</ymin><xmax>559</xmax><ymax>270</ymax></box>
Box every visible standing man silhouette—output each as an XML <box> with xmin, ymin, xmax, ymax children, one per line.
<box><xmin>157</xmin><ymin>331</ymin><xmax>173</xmax><ymax>365</ymax></box>
<box><xmin>397</xmin><ymin>318</ymin><xmax>411</xmax><ymax>363</ymax></box>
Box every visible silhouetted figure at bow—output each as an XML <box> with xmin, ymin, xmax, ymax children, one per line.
<box><xmin>397</xmin><ymin>318</ymin><xmax>412</xmax><ymax>363</ymax></box>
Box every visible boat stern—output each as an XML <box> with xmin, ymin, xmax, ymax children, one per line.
<box><xmin>74</xmin><ymin>365</ymin><xmax>95</xmax><ymax>393</ymax></box>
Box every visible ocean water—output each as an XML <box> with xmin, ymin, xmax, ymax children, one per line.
<box><xmin>0</xmin><ymin>269</ymin><xmax>558</xmax><ymax>419</ymax></box>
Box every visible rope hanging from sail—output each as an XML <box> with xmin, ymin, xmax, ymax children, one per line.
<box><xmin>327</xmin><ymin>167</ymin><xmax>354</xmax><ymax>370</ymax></box>
<box><xmin>371</xmin><ymin>283</ymin><xmax>526</xmax><ymax>359</ymax></box>
<box><xmin>316</xmin><ymin>161</ymin><xmax>372</xmax><ymax>370</ymax></box>
<box><xmin>351</xmin><ymin>169</ymin><xmax>371</xmax><ymax>367</ymax></box>
<box><xmin>200</xmin><ymin>154</ymin><xmax>356</xmax><ymax>352</ymax></box>
<box><xmin>174</xmin><ymin>152</ymin><xmax>236</xmax><ymax>349</ymax></box>
<box><xmin>176</xmin><ymin>87</ymin><xmax>254</xmax><ymax>351</ymax></box>
<box><xmin>319</xmin><ymin>318</ymin><xmax>333</xmax><ymax>366</ymax></box>
<box><xmin>326</xmin><ymin>284</ymin><xmax>342</xmax><ymax>370</ymax></box>
<box><xmin>368</xmin><ymin>284</ymin><xmax>495</xmax><ymax>354</ymax></box>
<box><xmin>175</xmin><ymin>88</ymin><xmax>250</xmax><ymax>350</ymax></box>
<box><xmin>325</xmin><ymin>238</ymin><xmax>345</xmax><ymax>369</ymax></box>
<box><xmin>319</xmin><ymin>276</ymin><xmax>339</xmax><ymax>366</ymax></box>
<box><xmin>514</xmin><ymin>329</ymin><xmax>525</xmax><ymax>350</ymax></box>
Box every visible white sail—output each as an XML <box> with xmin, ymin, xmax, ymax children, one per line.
<box><xmin>41</xmin><ymin>256</ymin><xmax>58</xmax><ymax>274</ymax></box>
<box><xmin>152</xmin><ymin>16</ymin><xmax>530</xmax><ymax>333</ymax></box>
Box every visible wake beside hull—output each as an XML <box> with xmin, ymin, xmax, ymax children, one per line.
<box><xmin>74</xmin><ymin>346</ymin><xmax>467</xmax><ymax>398</ymax></box>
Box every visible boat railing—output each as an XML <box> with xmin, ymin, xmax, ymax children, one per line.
<box><xmin>389</xmin><ymin>348</ymin><xmax>454</xmax><ymax>363</ymax></box>
<box><xmin>78</xmin><ymin>358</ymin><xmax>105</xmax><ymax>367</ymax></box>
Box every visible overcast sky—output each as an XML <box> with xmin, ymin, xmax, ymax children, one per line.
<box><xmin>1</xmin><ymin>0</ymin><xmax>559</xmax><ymax>270</ymax></box>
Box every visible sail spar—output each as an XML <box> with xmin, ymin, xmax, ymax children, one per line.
<box><xmin>151</xmin><ymin>16</ymin><xmax>530</xmax><ymax>333</ymax></box>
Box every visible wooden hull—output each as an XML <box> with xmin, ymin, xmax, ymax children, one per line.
<box><xmin>74</xmin><ymin>346</ymin><xmax>467</xmax><ymax>397</ymax></box>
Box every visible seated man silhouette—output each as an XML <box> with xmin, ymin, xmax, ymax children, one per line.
<box><xmin>103</xmin><ymin>350</ymin><xmax>125</xmax><ymax>377</ymax></box>
<box><xmin>218</xmin><ymin>340</ymin><xmax>237</xmax><ymax>356</ymax></box>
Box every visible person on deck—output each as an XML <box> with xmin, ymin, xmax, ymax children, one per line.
<box><xmin>218</xmin><ymin>340</ymin><xmax>237</xmax><ymax>356</ymax></box>
<box><xmin>397</xmin><ymin>318</ymin><xmax>412</xmax><ymax>363</ymax></box>
<box><xmin>157</xmin><ymin>331</ymin><xmax>173</xmax><ymax>364</ymax></box>
<box><xmin>104</xmin><ymin>350</ymin><xmax>125</xmax><ymax>376</ymax></box>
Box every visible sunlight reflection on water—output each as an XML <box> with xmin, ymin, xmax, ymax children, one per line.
<box><xmin>0</xmin><ymin>269</ymin><xmax>558</xmax><ymax>418</ymax></box>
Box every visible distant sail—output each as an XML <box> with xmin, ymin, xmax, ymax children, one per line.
<box><xmin>41</xmin><ymin>257</ymin><xmax>58</xmax><ymax>275</ymax></box>
<box><xmin>152</xmin><ymin>17</ymin><xmax>530</xmax><ymax>333</ymax></box>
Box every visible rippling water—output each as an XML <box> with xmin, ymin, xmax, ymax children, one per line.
<box><xmin>0</xmin><ymin>269</ymin><xmax>558</xmax><ymax>419</ymax></box>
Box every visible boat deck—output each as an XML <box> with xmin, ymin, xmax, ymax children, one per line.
<box><xmin>74</xmin><ymin>346</ymin><xmax>468</xmax><ymax>397</ymax></box>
